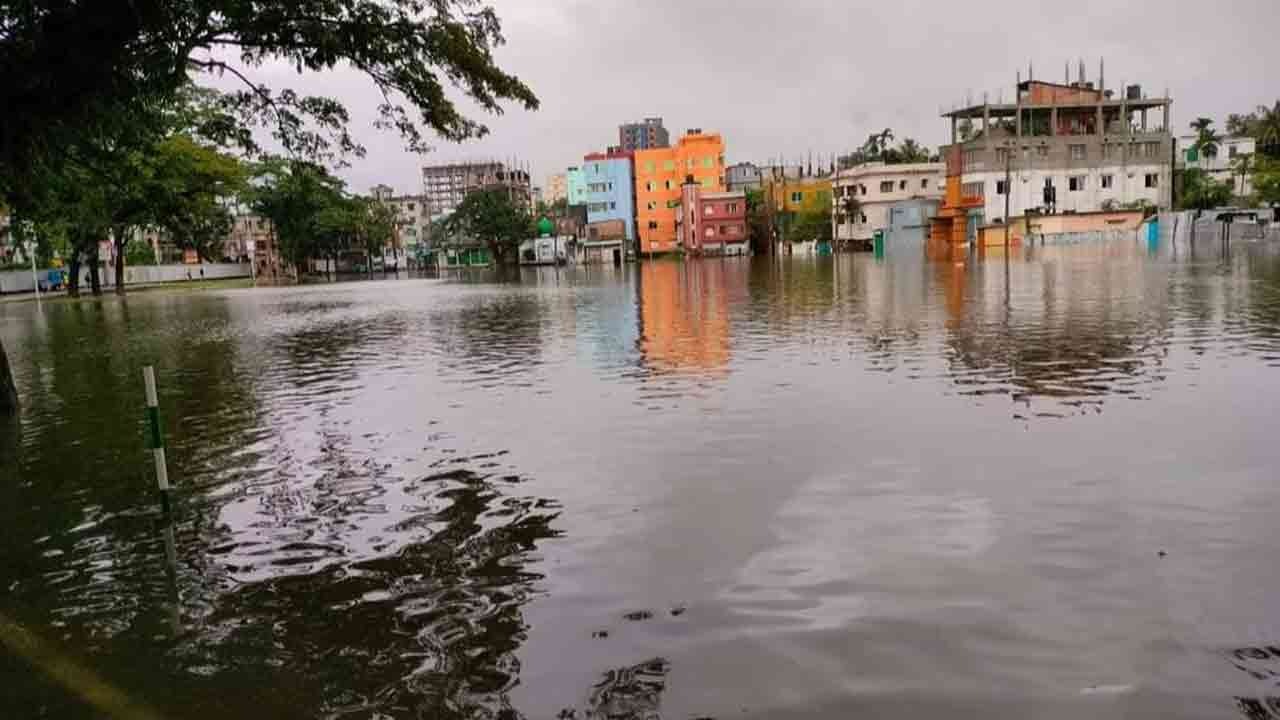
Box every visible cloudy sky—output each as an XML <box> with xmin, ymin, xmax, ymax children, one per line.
<box><xmin>213</xmin><ymin>0</ymin><xmax>1280</xmax><ymax>196</ymax></box>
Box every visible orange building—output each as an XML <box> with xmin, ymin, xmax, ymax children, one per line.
<box><xmin>635</xmin><ymin>130</ymin><xmax>726</xmax><ymax>254</ymax></box>
<box><xmin>928</xmin><ymin>145</ymin><xmax>985</xmax><ymax>250</ymax></box>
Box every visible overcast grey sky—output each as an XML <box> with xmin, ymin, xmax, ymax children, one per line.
<box><xmin>217</xmin><ymin>0</ymin><xmax>1280</xmax><ymax>196</ymax></box>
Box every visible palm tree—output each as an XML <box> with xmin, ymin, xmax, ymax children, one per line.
<box><xmin>1230</xmin><ymin>153</ymin><xmax>1255</xmax><ymax>198</ymax></box>
<box><xmin>1191</xmin><ymin>117</ymin><xmax>1223</xmax><ymax>159</ymax></box>
<box><xmin>878</xmin><ymin>128</ymin><xmax>895</xmax><ymax>156</ymax></box>
<box><xmin>840</xmin><ymin>194</ymin><xmax>862</xmax><ymax>249</ymax></box>
<box><xmin>1254</xmin><ymin>101</ymin><xmax>1280</xmax><ymax>159</ymax></box>
<box><xmin>897</xmin><ymin>138</ymin><xmax>930</xmax><ymax>164</ymax></box>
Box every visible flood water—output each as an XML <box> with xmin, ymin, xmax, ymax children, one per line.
<box><xmin>4</xmin><ymin>239</ymin><xmax>1280</xmax><ymax>719</ymax></box>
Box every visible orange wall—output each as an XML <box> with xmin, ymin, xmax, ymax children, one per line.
<box><xmin>635</xmin><ymin>132</ymin><xmax>726</xmax><ymax>253</ymax></box>
<box><xmin>1026</xmin><ymin>81</ymin><xmax>1103</xmax><ymax>105</ymax></box>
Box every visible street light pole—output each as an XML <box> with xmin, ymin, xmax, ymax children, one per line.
<box><xmin>26</xmin><ymin>239</ymin><xmax>41</xmax><ymax>309</ymax></box>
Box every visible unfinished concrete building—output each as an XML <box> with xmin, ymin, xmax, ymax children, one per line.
<box><xmin>420</xmin><ymin>161</ymin><xmax>533</xmax><ymax>220</ymax></box>
<box><xmin>932</xmin><ymin>60</ymin><xmax>1173</xmax><ymax>245</ymax></box>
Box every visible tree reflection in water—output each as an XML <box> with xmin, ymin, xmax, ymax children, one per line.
<box><xmin>171</xmin><ymin>468</ymin><xmax>561</xmax><ymax>719</ymax></box>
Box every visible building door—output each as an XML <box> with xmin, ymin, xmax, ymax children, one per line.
<box><xmin>612</xmin><ymin>248</ymin><xmax>621</xmax><ymax>266</ymax></box>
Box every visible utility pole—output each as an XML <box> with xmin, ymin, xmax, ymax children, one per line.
<box><xmin>1003</xmin><ymin>141</ymin><xmax>1012</xmax><ymax>250</ymax></box>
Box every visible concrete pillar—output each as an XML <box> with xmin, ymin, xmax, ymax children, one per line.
<box><xmin>1142</xmin><ymin>109</ymin><xmax>1148</xmax><ymax>132</ymax></box>
<box><xmin>1050</xmin><ymin>107</ymin><xmax>1058</xmax><ymax>136</ymax></box>
<box><xmin>951</xmin><ymin>116</ymin><xmax>957</xmax><ymax>144</ymax></box>
<box><xmin>1016</xmin><ymin>104</ymin><xmax>1023</xmax><ymax>137</ymax></box>
<box><xmin>983</xmin><ymin>105</ymin><xmax>991</xmax><ymax>135</ymax></box>
<box><xmin>1096</xmin><ymin>104</ymin><xmax>1104</xmax><ymax>136</ymax></box>
<box><xmin>1163</xmin><ymin>102</ymin><xmax>1170</xmax><ymax>134</ymax></box>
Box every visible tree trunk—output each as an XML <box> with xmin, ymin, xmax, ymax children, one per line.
<box><xmin>0</xmin><ymin>337</ymin><xmax>17</xmax><ymax>417</ymax></box>
<box><xmin>88</xmin><ymin>243</ymin><xmax>102</xmax><ymax>296</ymax></box>
<box><xmin>67</xmin><ymin>253</ymin><xmax>82</xmax><ymax>298</ymax></box>
<box><xmin>113</xmin><ymin>226</ymin><xmax>127</xmax><ymax>295</ymax></box>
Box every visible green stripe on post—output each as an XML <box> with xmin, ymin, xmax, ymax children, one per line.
<box><xmin>146</xmin><ymin>406</ymin><xmax>164</xmax><ymax>449</ymax></box>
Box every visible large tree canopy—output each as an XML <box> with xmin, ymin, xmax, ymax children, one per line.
<box><xmin>0</xmin><ymin>0</ymin><xmax>538</xmax><ymax>416</ymax></box>
<box><xmin>0</xmin><ymin>0</ymin><xmax>539</xmax><ymax>201</ymax></box>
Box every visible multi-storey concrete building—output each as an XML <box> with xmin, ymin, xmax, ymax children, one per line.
<box><xmin>373</xmin><ymin>184</ymin><xmax>432</xmax><ymax>263</ymax></box>
<box><xmin>726</xmin><ymin>162</ymin><xmax>763</xmax><ymax>192</ymax></box>
<box><xmin>619</xmin><ymin>117</ymin><xmax>670</xmax><ymax>152</ymax></box>
<box><xmin>565</xmin><ymin>165</ymin><xmax>588</xmax><ymax>208</ymax></box>
<box><xmin>545</xmin><ymin>172</ymin><xmax>568</xmax><ymax>205</ymax></box>
<box><xmin>677</xmin><ymin>181</ymin><xmax>747</xmax><ymax>255</ymax></box>
<box><xmin>582</xmin><ymin>149</ymin><xmax>636</xmax><ymax>247</ymax></box>
<box><xmin>421</xmin><ymin>162</ymin><xmax>532</xmax><ymax>220</ymax></box>
<box><xmin>832</xmin><ymin>162</ymin><xmax>944</xmax><ymax>242</ymax></box>
<box><xmin>635</xmin><ymin>129</ymin><xmax>726</xmax><ymax>254</ymax></box>
<box><xmin>932</xmin><ymin>65</ymin><xmax>1173</xmax><ymax>246</ymax></box>
<box><xmin>1179</xmin><ymin>133</ymin><xmax>1256</xmax><ymax>198</ymax></box>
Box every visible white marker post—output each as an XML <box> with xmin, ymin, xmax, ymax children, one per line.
<box><xmin>143</xmin><ymin>366</ymin><xmax>172</xmax><ymax>513</ymax></box>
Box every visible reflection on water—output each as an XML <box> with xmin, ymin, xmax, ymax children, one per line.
<box><xmin>3</xmin><ymin>238</ymin><xmax>1280</xmax><ymax>719</ymax></box>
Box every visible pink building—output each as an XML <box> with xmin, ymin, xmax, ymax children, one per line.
<box><xmin>678</xmin><ymin>180</ymin><xmax>747</xmax><ymax>255</ymax></box>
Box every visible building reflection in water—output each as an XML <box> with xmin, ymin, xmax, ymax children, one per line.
<box><xmin>638</xmin><ymin>260</ymin><xmax>743</xmax><ymax>376</ymax></box>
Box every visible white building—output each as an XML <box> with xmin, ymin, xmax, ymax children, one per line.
<box><xmin>1178</xmin><ymin>134</ymin><xmax>1256</xmax><ymax>197</ymax></box>
<box><xmin>959</xmin><ymin>141</ymin><xmax>1168</xmax><ymax>221</ymax></box>
<box><xmin>832</xmin><ymin>162</ymin><xmax>944</xmax><ymax>241</ymax></box>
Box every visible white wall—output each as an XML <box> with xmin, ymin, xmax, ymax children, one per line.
<box><xmin>965</xmin><ymin>163</ymin><xmax>1167</xmax><ymax>220</ymax></box>
<box><xmin>0</xmin><ymin>263</ymin><xmax>249</xmax><ymax>294</ymax></box>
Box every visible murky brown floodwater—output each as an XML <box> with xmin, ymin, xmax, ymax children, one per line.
<box><xmin>4</xmin><ymin>239</ymin><xmax>1280</xmax><ymax>719</ymax></box>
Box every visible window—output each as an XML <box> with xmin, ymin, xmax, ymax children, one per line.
<box><xmin>1037</xmin><ymin>145</ymin><xmax>1049</xmax><ymax>157</ymax></box>
<box><xmin>610</xmin><ymin>202</ymin><xmax>616</xmax><ymax>210</ymax></box>
<box><xmin>1103</xmin><ymin>144</ymin><xmax>1120</xmax><ymax>160</ymax></box>
<box><xmin>1101</xmin><ymin>174</ymin><xmax>1114</xmax><ymax>189</ymax></box>
<box><xmin>860</xmin><ymin>213</ymin><xmax>868</xmax><ymax>223</ymax></box>
<box><xmin>963</xmin><ymin>149</ymin><xmax>978</xmax><ymax>166</ymax></box>
<box><xmin>727</xmin><ymin>203</ymin><xmax>739</xmax><ymax>214</ymax></box>
<box><xmin>791</xmin><ymin>191</ymin><xmax>803</xmax><ymax>203</ymax></box>
<box><xmin>704</xmin><ymin>205</ymin><xmax>714</xmax><ymax>216</ymax></box>
<box><xmin>663</xmin><ymin>160</ymin><xmax>676</xmax><ymax>171</ymax></box>
<box><xmin>646</xmin><ymin>201</ymin><xmax>657</xmax><ymax>211</ymax></box>
<box><xmin>648</xmin><ymin>221</ymin><xmax>658</xmax><ymax>230</ymax></box>
<box><xmin>899</xmin><ymin>180</ymin><xmax>907</xmax><ymax>190</ymax></box>
<box><xmin>644</xmin><ymin>161</ymin><xmax>655</xmax><ymax>173</ymax></box>
<box><xmin>1145</xmin><ymin>173</ymin><xmax>1159</xmax><ymax>188</ymax></box>
<box><xmin>1229</xmin><ymin>145</ymin><xmax>1239</xmax><ymax>159</ymax></box>
<box><xmin>701</xmin><ymin>178</ymin><xmax>714</xmax><ymax>189</ymax></box>
<box><xmin>995</xmin><ymin>179</ymin><xmax>1008</xmax><ymax>195</ymax></box>
<box><xmin>921</xmin><ymin>179</ymin><xmax>929</xmax><ymax>189</ymax></box>
<box><xmin>408</xmin><ymin>203</ymin><xmax>416</xmax><ymax>211</ymax></box>
<box><xmin>1068</xmin><ymin>176</ymin><xmax>1085</xmax><ymax>192</ymax></box>
<box><xmin>665</xmin><ymin>180</ymin><xmax>673</xmax><ymax>190</ymax></box>
<box><xmin>1129</xmin><ymin>143</ymin><xmax>1141</xmax><ymax>159</ymax></box>
<box><xmin>962</xmin><ymin>182</ymin><xmax>984</xmax><ymax>198</ymax></box>
<box><xmin>687</xmin><ymin>158</ymin><xmax>695</xmax><ymax>170</ymax></box>
<box><xmin>1144</xmin><ymin>142</ymin><xmax>1160</xmax><ymax>158</ymax></box>
<box><xmin>646</xmin><ymin>181</ymin><xmax>654</xmax><ymax>192</ymax></box>
<box><xmin>879</xmin><ymin>181</ymin><xmax>894</xmax><ymax>193</ymax></box>
<box><xmin>719</xmin><ymin>225</ymin><xmax>728</xmax><ymax>235</ymax></box>
<box><xmin>702</xmin><ymin>157</ymin><xmax>714</xmax><ymax>168</ymax></box>
<box><xmin>705</xmin><ymin>227</ymin><xmax>715</xmax><ymax>237</ymax></box>
<box><xmin>729</xmin><ymin>225</ymin><xmax>740</xmax><ymax>235</ymax></box>
<box><xmin>1069</xmin><ymin>144</ymin><xmax>1086</xmax><ymax>160</ymax></box>
<box><xmin>996</xmin><ymin>147</ymin><xmax>1011</xmax><ymax>164</ymax></box>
